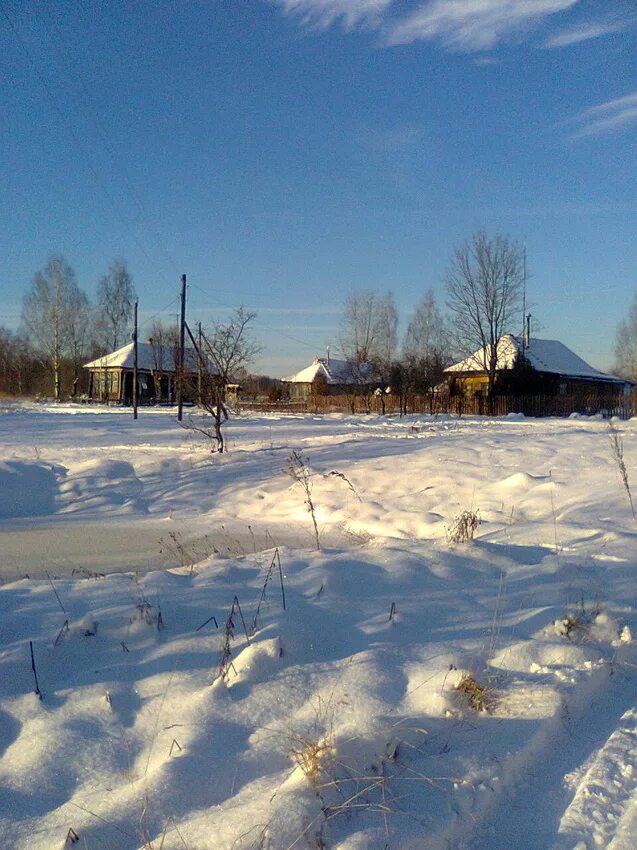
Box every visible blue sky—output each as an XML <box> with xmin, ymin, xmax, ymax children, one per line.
<box><xmin>1</xmin><ymin>0</ymin><xmax>635</xmax><ymax>376</ymax></box>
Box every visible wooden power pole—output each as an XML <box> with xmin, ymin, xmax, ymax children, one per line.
<box><xmin>133</xmin><ymin>298</ymin><xmax>139</xmax><ymax>420</ymax></box>
<box><xmin>177</xmin><ymin>274</ymin><xmax>187</xmax><ymax>421</ymax></box>
<box><xmin>197</xmin><ymin>321</ymin><xmax>202</xmax><ymax>403</ymax></box>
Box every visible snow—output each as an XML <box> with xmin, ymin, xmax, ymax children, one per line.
<box><xmin>1</xmin><ymin>402</ymin><xmax>637</xmax><ymax>849</ymax></box>
<box><xmin>445</xmin><ymin>334</ymin><xmax>625</xmax><ymax>383</ymax></box>
<box><xmin>83</xmin><ymin>341</ymin><xmax>213</xmax><ymax>373</ymax></box>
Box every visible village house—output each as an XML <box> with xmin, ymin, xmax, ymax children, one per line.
<box><xmin>282</xmin><ymin>355</ymin><xmax>375</xmax><ymax>400</ymax></box>
<box><xmin>84</xmin><ymin>341</ymin><xmax>214</xmax><ymax>404</ymax></box>
<box><xmin>445</xmin><ymin>334</ymin><xmax>628</xmax><ymax>402</ymax></box>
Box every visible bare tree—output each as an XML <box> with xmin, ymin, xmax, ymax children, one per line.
<box><xmin>148</xmin><ymin>320</ymin><xmax>179</xmax><ymax>400</ymax></box>
<box><xmin>339</xmin><ymin>290</ymin><xmax>397</xmax><ymax>414</ymax></box>
<box><xmin>67</xmin><ymin>288</ymin><xmax>92</xmax><ymax>397</ymax></box>
<box><xmin>195</xmin><ymin>307</ymin><xmax>261</xmax><ymax>453</ymax></box>
<box><xmin>445</xmin><ymin>232</ymin><xmax>524</xmax><ymax>408</ymax></box>
<box><xmin>0</xmin><ymin>328</ymin><xmax>41</xmax><ymax>396</ymax></box>
<box><xmin>403</xmin><ymin>288</ymin><xmax>449</xmax><ymax>404</ymax></box>
<box><xmin>339</xmin><ymin>290</ymin><xmax>397</xmax><ymax>367</ymax></box>
<box><xmin>614</xmin><ymin>292</ymin><xmax>637</xmax><ymax>381</ymax></box>
<box><xmin>22</xmin><ymin>256</ymin><xmax>87</xmax><ymax>399</ymax></box>
<box><xmin>96</xmin><ymin>260</ymin><xmax>136</xmax><ymax>351</ymax></box>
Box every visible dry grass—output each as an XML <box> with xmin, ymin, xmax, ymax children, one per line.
<box><xmin>554</xmin><ymin>599</ymin><xmax>600</xmax><ymax>641</ymax></box>
<box><xmin>287</xmin><ymin>694</ymin><xmax>336</xmax><ymax>788</ymax></box>
<box><xmin>608</xmin><ymin>421</ymin><xmax>635</xmax><ymax>520</ymax></box>
<box><xmin>286</xmin><ymin>450</ymin><xmax>321</xmax><ymax>550</ymax></box>
<box><xmin>446</xmin><ymin>509</ymin><xmax>480</xmax><ymax>543</ymax></box>
<box><xmin>289</xmin><ymin>732</ymin><xmax>335</xmax><ymax>787</ymax></box>
<box><xmin>456</xmin><ymin>673</ymin><xmax>494</xmax><ymax>713</ymax></box>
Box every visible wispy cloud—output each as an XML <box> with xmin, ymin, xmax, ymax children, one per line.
<box><xmin>544</xmin><ymin>17</ymin><xmax>630</xmax><ymax>48</ymax></box>
<box><xmin>276</xmin><ymin>0</ymin><xmax>586</xmax><ymax>51</ymax></box>
<box><xmin>355</xmin><ymin>123</ymin><xmax>424</xmax><ymax>153</ymax></box>
<box><xmin>570</xmin><ymin>91</ymin><xmax>637</xmax><ymax>136</ymax></box>
<box><xmin>276</xmin><ymin>0</ymin><xmax>391</xmax><ymax>30</ymax></box>
<box><xmin>386</xmin><ymin>0</ymin><xmax>579</xmax><ymax>50</ymax></box>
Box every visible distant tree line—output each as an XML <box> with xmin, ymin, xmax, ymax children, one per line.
<box><xmin>10</xmin><ymin>232</ymin><xmax>614</xmax><ymax>406</ymax></box>
<box><xmin>1</xmin><ymin>255</ymin><xmax>136</xmax><ymax>399</ymax></box>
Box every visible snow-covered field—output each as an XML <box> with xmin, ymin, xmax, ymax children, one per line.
<box><xmin>1</xmin><ymin>402</ymin><xmax>636</xmax><ymax>850</ymax></box>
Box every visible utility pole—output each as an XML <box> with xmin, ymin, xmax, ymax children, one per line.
<box><xmin>522</xmin><ymin>243</ymin><xmax>527</xmax><ymax>353</ymax></box>
<box><xmin>133</xmin><ymin>298</ymin><xmax>139</xmax><ymax>420</ymax></box>
<box><xmin>197</xmin><ymin>321</ymin><xmax>202</xmax><ymax>404</ymax></box>
<box><xmin>177</xmin><ymin>273</ymin><xmax>186</xmax><ymax>421</ymax></box>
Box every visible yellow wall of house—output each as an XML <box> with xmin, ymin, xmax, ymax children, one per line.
<box><xmin>453</xmin><ymin>375</ymin><xmax>489</xmax><ymax>396</ymax></box>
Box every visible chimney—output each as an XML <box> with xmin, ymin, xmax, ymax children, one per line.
<box><xmin>524</xmin><ymin>313</ymin><xmax>532</xmax><ymax>349</ymax></box>
<box><xmin>326</xmin><ymin>345</ymin><xmax>330</xmax><ymax>365</ymax></box>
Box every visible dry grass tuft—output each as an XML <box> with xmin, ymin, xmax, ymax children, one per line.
<box><xmin>554</xmin><ymin>600</ymin><xmax>600</xmax><ymax>641</ymax></box>
<box><xmin>456</xmin><ymin>673</ymin><xmax>494</xmax><ymax>713</ymax></box>
<box><xmin>289</xmin><ymin>732</ymin><xmax>335</xmax><ymax>786</ymax></box>
<box><xmin>446</xmin><ymin>509</ymin><xmax>480</xmax><ymax>543</ymax></box>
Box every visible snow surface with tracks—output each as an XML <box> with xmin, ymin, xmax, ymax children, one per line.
<box><xmin>0</xmin><ymin>402</ymin><xmax>636</xmax><ymax>850</ymax></box>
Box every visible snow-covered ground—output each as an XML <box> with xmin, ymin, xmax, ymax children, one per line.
<box><xmin>1</xmin><ymin>402</ymin><xmax>636</xmax><ymax>850</ymax></box>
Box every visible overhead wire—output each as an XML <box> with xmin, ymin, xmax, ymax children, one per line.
<box><xmin>2</xmin><ymin>2</ymin><xmax>331</xmax><ymax>357</ymax></box>
<box><xmin>0</xmin><ymin>1</ymin><xmax>176</xmax><ymax>287</ymax></box>
<box><xmin>137</xmin><ymin>294</ymin><xmax>181</xmax><ymax>336</ymax></box>
<box><xmin>37</xmin><ymin>0</ymin><xmax>183</xmax><ymax>277</ymax></box>
<box><xmin>186</xmin><ymin>282</ymin><xmax>329</xmax><ymax>351</ymax></box>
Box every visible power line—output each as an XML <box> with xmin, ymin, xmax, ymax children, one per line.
<box><xmin>137</xmin><ymin>294</ymin><xmax>180</xmax><ymax>335</ymax></box>
<box><xmin>37</xmin><ymin>0</ymin><xmax>182</xmax><ymax>277</ymax></box>
<box><xmin>0</xmin><ymin>1</ymin><xmax>174</xmax><ymax>286</ymax></box>
<box><xmin>186</xmin><ymin>282</ymin><xmax>328</xmax><ymax>351</ymax></box>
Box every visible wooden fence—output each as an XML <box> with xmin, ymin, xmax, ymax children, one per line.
<box><xmin>239</xmin><ymin>392</ymin><xmax>636</xmax><ymax>419</ymax></box>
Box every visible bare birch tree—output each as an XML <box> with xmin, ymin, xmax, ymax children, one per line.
<box><xmin>22</xmin><ymin>256</ymin><xmax>86</xmax><ymax>399</ymax></box>
<box><xmin>403</xmin><ymin>288</ymin><xmax>449</xmax><ymax>405</ymax></box>
<box><xmin>445</xmin><ymin>232</ymin><xmax>524</xmax><ymax>408</ymax></box>
<box><xmin>96</xmin><ymin>260</ymin><xmax>136</xmax><ymax>351</ymax></box>
<box><xmin>339</xmin><ymin>290</ymin><xmax>397</xmax><ymax>366</ymax></box>
<box><xmin>614</xmin><ymin>293</ymin><xmax>637</xmax><ymax>381</ymax></box>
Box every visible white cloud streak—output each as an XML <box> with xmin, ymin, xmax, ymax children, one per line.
<box><xmin>386</xmin><ymin>0</ymin><xmax>579</xmax><ymax>50</ymax></box>
<box><xmin>276</xmin><ymin>0</ymin><xmax>392</xmax><ymax>30</ymax></box>
<box><xmin>275</xmin><ymin>0</ymin><xmax>636</xmax><ymax>56</ymax></box>
<box><xmin>544</xmin><ymin>18</ymin><xmax>630</xmax><ymax>48</ymax></box>
<box><xmin>571</xmin><ymin>91</ymin><xmax>637</xmax><ymax>136</ymax></box>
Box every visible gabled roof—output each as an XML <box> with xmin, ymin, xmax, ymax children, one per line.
<box><xmin>445</xmin><ymin>335</ymin><xmax>624</xmax><ymax>383</ymax></box>
<box><xmin>84</xmin><ymin>342</ymin><xmax>218</xmax><ymax>374</ymax></box>
<box><xmin>282</xmin><ymin>356</ymin><xmax>374</xmax><ymax>385</ymax></box>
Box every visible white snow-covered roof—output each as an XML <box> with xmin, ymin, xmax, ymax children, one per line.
<box><xmin>445</xmin><ymin>335</ymin><xmax>624</xmax><ymax>383</ymax></box>
<box><xmin>84</xmin><ymin>342</ymin><xmax>217</xmax><ymax>374</ymax></box>
<box><xmin>282</xmin><ymin>357</ymin><xmax>374</xmax><ymax>385</ymax></box>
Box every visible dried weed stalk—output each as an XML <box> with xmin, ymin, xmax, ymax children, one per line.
<box><xmin>286</xmin><ymin>450</ymin><xmax>320</xmax><ymax>550</ymax></box>
<box><xmin>215</xmin><ymin>595</ymin><xmax>251</xmax><ymax>683</ymax></box>
<box><xmin>609</xmin><ymin>421</ymin><xmax>635</xmax><ymax>520</ymax></box>
<box><xmin>251</xmin><ymin>548</ymin><xmax>286</xmax><ymax>634</ymax></box>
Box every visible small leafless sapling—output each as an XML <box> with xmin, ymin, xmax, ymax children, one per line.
<box><xmin>187</xmin><ymin>306</ymin><xmax>261</xmax><ymax>453</ymax></box>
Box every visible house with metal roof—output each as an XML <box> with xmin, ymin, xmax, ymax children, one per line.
<box><xmin>445</xmin><ymin>334</ymin><xmax>628</xmax><ymax>401</ymax></box>
<box><xmin>282</xmin><ymin>355</ymin><xmax>375</xmax><ymax>399</ymax></box>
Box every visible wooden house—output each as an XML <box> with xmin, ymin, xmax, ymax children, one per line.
<box><xmin>84</xmin><ymin>341</ymin><xmax>216</xmax><ymax>404</ymax></box>
<box><xmin>445</xmin><ymin>334</ymin><xmax>628</xmax><ymax>401</ymax></box>
<box><xmin>282</xmin><ymin>356</ymin><xmax>375</xmax><ymax>400</ymax></box>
